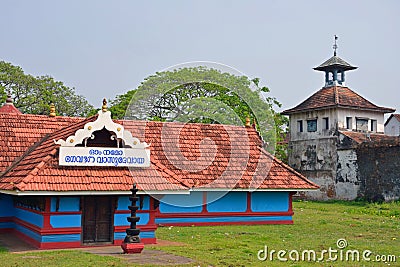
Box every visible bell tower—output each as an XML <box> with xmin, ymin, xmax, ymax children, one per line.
<box><xmin>313</xmin><ymin>35</ymin><xmax>357</xmax><ymax>87</ymax></box>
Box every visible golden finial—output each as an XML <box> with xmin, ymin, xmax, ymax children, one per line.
<box><xmin>245</xmin><ymin>117</ymin><xmax>251</xmax><ymax>127</ymax></box>
<box><xmin>49</xmin><ymin>103</ymin><xmax>56</xmax><ymax>117</ymax></box>
<box><xmin>102</xmin><ymin>98</ymin><xmax>107</xmax><ymax>112</ymax></box>
<box><xmin>252</xmin><ymin>118</ymin><xmax>257</xmax><ymax>128</ymax></box>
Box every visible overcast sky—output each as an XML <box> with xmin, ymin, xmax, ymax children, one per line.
<box><xmin>1</xmin><ymin>0</ymin><xmax>399</xmax><ymax>117</ymax></box>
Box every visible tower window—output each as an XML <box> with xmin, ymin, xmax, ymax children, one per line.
<box><xmin>323</xmin><ymin>117</ymin><xmax>329</xmax><ymax>130</ymax></box>
<box><xmin>371</xmin><ymin>120</ymin><xmax>377</xmax><ymax>132</ymax></box>
<box><xmin>356</xmin><ymin>118</ymin><xmax>368</xmax><ymax>132</ymax></box>
<box><xmin>307</xmin><ymin>119</ymin><xmax>317</xmax><ymax>132</ymax></box>
<box><xmin>346</xmin><ymin>117</ymin><xmax>352</xmax><ymax>129</ymax></box>
<box><xmin>297</xmin><ymin>120</ymin><xmax>303</xmax><ymax>132</ymax></box>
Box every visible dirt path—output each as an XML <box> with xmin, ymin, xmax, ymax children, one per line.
<box><xmin>0</xmin><ymin>233</ymin><xmax>194</xmax><ymax>265</ymax></box>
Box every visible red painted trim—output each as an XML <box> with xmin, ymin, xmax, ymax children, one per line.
<box><xmin>114</xmin><ymin>225</ymin><xmax>157</xmax><ymax>232</ymax></box>
<box><xmin>202</xmin><ymin>192</ymin><xmax>207</xmax><ymax>212</ymax></box>
<box><xmin>43</xmin><ymin>197</ymin><xmax>51</xmax><ymax>229</ymax></box>
<box><xmin>13</xmin><ymin>217</ymin><xmax>81</xmax><ymax>235</ymax></box>
<box><xmin>288</xmin><ymin>192</ymin><xmax>294</xmax><ymax>213</ymax></box>
<box><xmin>45</xmin><ymin>197</ymin><xmax>51</xmax><ymax>212</ymax></box>
<box><xmin>114</xmin><ymin>238</ymin><xmax>156</xmax><ymax>245</ymax></box>
<box><xmin>149</xmin><ymin>197</ymin><xmax>156</xmax><ymax>225</ymax></box>
<box><xmin>246</xmin><ymin>192</ymin><xmax>251</xmax><ymax>212</ymax></box>
<box><xmin>39</xmin><ymin>241</ymin><xmax>82</xmax><ymax>249</ymax></box>
<box><xmin>13</xmin><ymin>229</ymin><xmax>41</xmax><ymax>248</ymax></box>
<box><xmin>15</xmin><ymin>205</ymin><xmax>42</xmax><ymax>214</ymax></box>
<box><xmin>40</xmin><ymin>227</ymin><xmax>81</xmax><ymax>235</ymax></box>
<box><xmin>0</xmin><ymin>228</ymin><xmax>12</xmax><ymax>233</ymax></box>
<box><xmin>156</xmin><ymin>211</ymin><xmax>294</xmax><ymax>218</ymax></box>
<box><xmin>0</xmin><ymin>217</ymin><xmax>12</xmax><ymax>223</ymax></box>
<box><xmin>158</xmin><ymin>220</ymin><xmax>293</xmax><ymax>227</ymax></box>
<box><xmin>44</xmin><ymin>211</ymin><xmax>83</xmax><ymax>215</ymax></box>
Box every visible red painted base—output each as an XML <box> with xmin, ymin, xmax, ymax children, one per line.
<box><xmin>121</xmin><ymin>242</ymin><xmax>144</xmax><ymax>254</ymax></box>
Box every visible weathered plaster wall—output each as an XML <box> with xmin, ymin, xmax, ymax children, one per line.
<box><xmin>356</xmin><ymin>141</ymin><xmax>400</xmax><ymax>201</ymax></box>
<box><xmin>336</xmin><ymin>149</ymin><xmax>359</xmax><ymax>200</ymax></box>
<box><xmin>289</xmin><ymin>137</ymin><xmax>338</xmax><ymax>200</ymax></box>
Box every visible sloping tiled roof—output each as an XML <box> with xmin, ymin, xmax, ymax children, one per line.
<box><xmin>0</xmin><ymin>112</ymin><xmax>318</xmax><ymax>193</ymax></box>
<box><xmin>0</xmin><ymin>102</ymin><xmax>22</xmax><ymax>114</ymax></box>
<box><xmin>340</xmin><ymin>130</ymin><xmax>400</xmax><ymax>145</ymax></box>
<box><xmin>0</xmin><ymin>113</ymin><xmax>84</xmax><ymax>173</ymax></box>
<box><xmin>282</xmin><ymin>86</ymin><xmax>395</xmax><ymax>115</ymax></box>
<box><xmin>384</xmin><ymin>114</ymin><xmax>400</xmax><ymax>126</ymax></box>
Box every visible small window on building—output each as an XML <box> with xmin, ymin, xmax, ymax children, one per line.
<box><xmin>371</xmin><ymin>120</ymin><xmax>377</xmax><ymax>132</ymax></box>
<box><xmin>323</xmin><ymin>117</ymin><xmax>329</xmax><ymax>130</ymax></box>
<box><xmin>356</xmin><ymin>118</ymin><xmax>368</xmax><ymax>132</ymax></box>
<box><xmin>346</xmin><ymin>117</ymin><xmax>352</xmax><ymax>129</ymax></box>
<box><xmin>297</xmin><ymin>120</ymin><xmax>303</xmax><ymax>132</ymax></box>
<box><xmin>307</xmin><ymin>119</ymin><xmax>317</xmax><ymax>132</ymax></box>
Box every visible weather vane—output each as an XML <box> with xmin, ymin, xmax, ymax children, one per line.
<box><xmin>333</xmin><ymin>35</ymin><xmax>338</xmax><ymax>56</ymax></box>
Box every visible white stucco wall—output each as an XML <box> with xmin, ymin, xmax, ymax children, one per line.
<box><xmin>385</xmin><ymin>117</ymin><xmax>400</xmax><ymax>136</ymax></box>
<box><xmin>336</xmin><ymin>108</ymin><xmax>385</xmax><ymax>133</ymax></box>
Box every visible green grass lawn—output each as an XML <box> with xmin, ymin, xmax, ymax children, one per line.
<box><xmin>1</xmin><ymin>200</ymin><xmax>399</xmax><ymax>266</ymax></box>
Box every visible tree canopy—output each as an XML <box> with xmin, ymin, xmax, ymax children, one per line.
<box><xmin>0</xmin><ymin>61</ymin><xmax>95</xmax><ymax>117</ymax></box>
<box><xmin>110</xmin><ymin>67</ymin><xmax>289</xmax><ymax>161</ymax></box>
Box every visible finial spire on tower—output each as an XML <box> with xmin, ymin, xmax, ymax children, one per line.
<box><xmin>314</xmin><ymin>36</ymin><xmax>357</xmax><ymax>87</ymax></box>
<box><xmin>333</xmin><ymin>35</ymin><xmax>338</xmax><ymax>56</ymax></box>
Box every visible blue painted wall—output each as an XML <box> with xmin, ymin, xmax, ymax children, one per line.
<box><xmin>207</xmin><ymin>192</ymin><xmax>247</xmax><ymax>212</ymax></box>
<box><xmin>159</xmin><ymin>192</ymin><xmax>203</xmax><ymax>213</ymax></box>
<box><xmin>114</xmin><ymin>230</ymin><xmax>155</xmax><ymax>241</ymax></box>
<box><xmin>114</xmin><ymin>212</ymin><xmax>149</xmax><ymax>226</ymax></box>
<box><xmin>50</xmin><ymin>214</ymin><xmax>81</xmax><ymax>228</ymax></box>
<box><xmin>42</xmin><ymin>234</ymin><xmax>81</xmax><ymax>243</ymax></box>
<box><xmin>117</xmin><ymin>195</ymin><xmax>150</xmax><ymax>210</ymax></box>
<box><xmin>14</xmin><ymin>223</ymin><xmax>42</xmax><ymax>242</ymax></box>
<box><xmin>0</xmin><ymin>194</ymin><xmax>15</xmax><ymax>218</ymax></box>
<box><xmin>251</xmin><ymin>191</ymin><xmax>289</xmax><ymax>212</ymax></box>
<box><xmin>14</xmin><ymin>208</ymin><xmax>43</xmax><ymax>228</ymax></box>
<box><xmin>50</xmin><ymin>197</ymin><xmax>80</xmax><ymax>212</ymax></box>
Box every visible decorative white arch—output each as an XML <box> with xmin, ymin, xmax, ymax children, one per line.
<box><xmin>55</xmin><ymin>110</ymin><xmax>149</xmax><ymax>149</ymax></box>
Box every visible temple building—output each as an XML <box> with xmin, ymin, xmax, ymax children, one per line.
<box><xmin>0</xmin><ymin>97</ymin><xmax>317</xmax><ymax>249</ymax></box>
<box><xmin>282</xmin><ymin>38</ymin><xmax>398</xmax><ymax>201</ymax></box>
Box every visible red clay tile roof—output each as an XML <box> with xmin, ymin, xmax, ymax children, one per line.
<box><xmin>282</xmin><ymin>86</ymin><xmax>395</xmax><ymax>115</ymax></box>
<box><xmin>0</xmin><ymin>112</ymin><xmax>318</xmax><ymax>193</ymax></box>
<box><xmin>0</xmin><ymin>113</ymin><xmax>85</xmax><ymax>174</ymax></box>
<box><xmin>384</xmin><ymin>114</ymin><xmax>400</xmax><ymax>126</ymax></box>
<box><xmin>340</xmin><ymin>130</ymin><xmax>400</xmax><ymax>145</ymax></box>
<box><xmin>0</xmin><ymin>103</ymin><xmax>22</xmax><ymax>114</ymax></box>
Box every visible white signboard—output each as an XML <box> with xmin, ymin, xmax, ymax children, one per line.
<box><xmin>59</xmin><ymin>147</ymin><xmax>150</xmax><ymax>167</ymax></box>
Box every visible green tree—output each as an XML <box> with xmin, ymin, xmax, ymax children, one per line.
<box><xmin>0</xmin><ymin>61</ymin><xmax>95</xmax><ymax>117</ymax></box>
<box><xmin>110</xmin><ymin>67</ymin><xmax>289</xmax><ymax>161</ymax></box>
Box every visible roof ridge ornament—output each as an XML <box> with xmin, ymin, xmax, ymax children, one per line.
<box><xmin>55</xmin><ymin>101</ymin><xmax>149</xmax><ymax>149</ymax></box>
<box><xmin>49</xmin><ymin>103</ymin><xmax>56</xmax><ymax>117</ymax></box>
<box><xmin>102</xmin><ymin>98</ymin><xmax>108</xmax><ymax>112</ymax></box>
<box><xmin>5</xmin><ymin>93</ymin><xmax>13</xmax><ymax>104</ymax></box>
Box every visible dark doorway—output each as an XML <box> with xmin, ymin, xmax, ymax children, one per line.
<box><xmin>82</xmin><ymin>196</ymin><xmax>113</xmax><ymax>244</ymax></box>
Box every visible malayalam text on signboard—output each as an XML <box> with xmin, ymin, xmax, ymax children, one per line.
<box><xmin>59</xmin><ymin>147</ymin><xmax>150</xmax><ymax>167</ymax></box>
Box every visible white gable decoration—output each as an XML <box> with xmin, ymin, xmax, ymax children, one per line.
<box><xmin>55</xmin><ymin>108</ymin><xmax>150</xmax><ymax>168</ymax></box>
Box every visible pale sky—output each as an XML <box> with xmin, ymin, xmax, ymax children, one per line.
<box><xmin>1</xmin><ymin>0</ymin><xmax>399</xmax><ymax>117</ymax></box>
